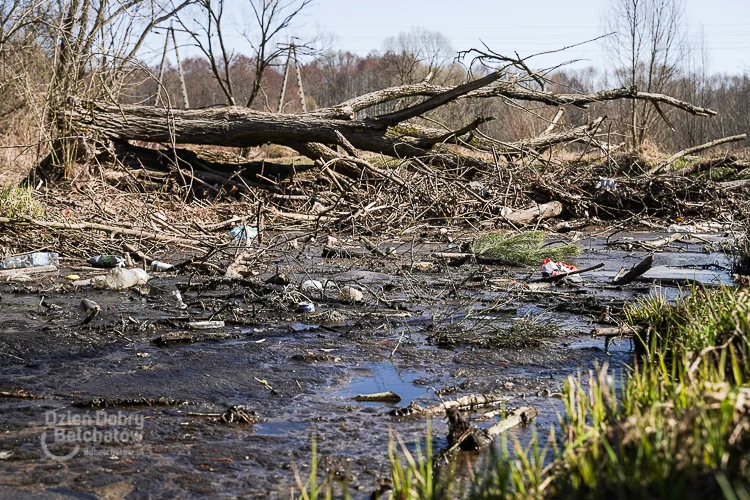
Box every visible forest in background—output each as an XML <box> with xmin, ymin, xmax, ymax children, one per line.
<box><xmin>1</xmin><ymin>0</ymin><xmax>749</xmax><ymax>179</ymax></box>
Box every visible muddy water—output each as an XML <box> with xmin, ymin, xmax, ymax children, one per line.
<box><xmin>0</xmin><ymin>231</ymin><xmax>733</xmax><ymax>498</ymax></box>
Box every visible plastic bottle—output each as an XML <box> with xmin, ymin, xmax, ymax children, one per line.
<box><xmin>88</xmin><ymin>255</ymin><xmax>125</xmax><ymax>268</ymax></box>
<box><xmin>229</xmin><ymin>225</ymin><xmax>259</xmax><ymax>242</ymax></box>
<box><xmin>0</xmin><ymin>252</ymin><xmax>59</xmax><ymax>269</ymax></box>
<box><xmin>106</xmin><ymin>268</ymin><xmax>150</xmax><ymax>290</ymax></box>
<box><xmin>150</xmin><ymin>261</ymin><xmax>174</xmax><ymax>271</ymax></box>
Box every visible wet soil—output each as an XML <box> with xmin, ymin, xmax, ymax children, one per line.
<box><xmin>0</xmin><ymin>230</ymin><xmax>733</xmax><ymax>498</ymax></box>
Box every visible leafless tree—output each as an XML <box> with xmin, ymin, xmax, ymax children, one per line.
<box><xmin>32</xmin><ymin>0</ymin><xmax>193</xmax><ymax>171</ymax></box>
<box><xmin>177</xmin><ymin>0</ymin><xmax>237</xmax><ymax>105</ymax></box>
<box><xmin>381</xmin><ymin>27</ymin><xmax>455</xmax><ymax>85</ymax></box>
<box><xmin>604</xmin><ymin>0</ymin><xmax>688</xmax><ymax>147</ymax></box>
<box><xmin>242</xmin><ymin>0</ymin><xmax>314</xmax><ymax>109</ymax></box>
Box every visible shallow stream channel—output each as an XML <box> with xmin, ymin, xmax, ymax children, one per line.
<box><xmin>0</xmin><ymin>230</ymin><xmax>734</xmax><ymax>498</ymax></box>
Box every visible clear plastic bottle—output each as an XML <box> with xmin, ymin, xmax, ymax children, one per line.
<box><xmin>229</xmin><ymin>225</ymin><xmax>258</xmax><ymax>242</ymax></box>
<box><xmin>106</xmin><ymin>268</ymin><xmax>150</xmax><ymax>290</ymax></box>
<box><xmin>0</xmin><ymin>252</ymin><xmax>59</xmax><ymax>269</ymax></box>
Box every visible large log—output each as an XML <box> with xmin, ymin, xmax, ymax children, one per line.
<box><xmin>64</xmin><ymin>99</ymin><xmax>428</xmax><ymax>158</ymax></box>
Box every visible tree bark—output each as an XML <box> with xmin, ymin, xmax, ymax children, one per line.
<box><xmin>64</xmin><ymin>99</ymin><xmax>429</xmax><ymax>158</ymax></box>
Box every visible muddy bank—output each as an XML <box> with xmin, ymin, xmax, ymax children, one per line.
<box><xmin>0</xmin><ymin>231</ymin><xmax>733</xmax><ymax>498</ymax></box>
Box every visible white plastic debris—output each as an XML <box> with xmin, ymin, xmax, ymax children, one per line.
<box><xmin>150</xmin><ymin>261</ymin><xmax>174</xmax><ymax>271</ymax></box>
<box><xmin>105</xmin><ymin>268</ymin><xmax>149</xmax><ymax>290</ymax></box>
<box><xmin>172</xmin><ymin>289</ymin><xmax>187</xmax><ymax>310</ymax></box>
<box><xmin>540</xmin><ymin>258</ymin><xmax>582</xmax><ymax>283</ymax></box>
<box><xmin>596</xmin><ymin>177</ymin><xmax>617</xmax><ymax>191</ymax></box>
<box><xmin>339</xmin><ymin>286</ymin><xmax>363</xmax><ymax>303</ymax></box>
<box><xmin>301</xmin><ymin>279</ymin><xmax>324</xmax><ymax>293</ymax></box>
<box><xmin>667</xmin><ymin>224</ymin><xmax>696</xmax><ymax>233</ymax></box>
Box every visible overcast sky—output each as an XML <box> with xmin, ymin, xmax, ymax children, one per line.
<box><xmin>162</xmin><ymin>0</ymin><xmax>750</xmax><ymax>75</ymax></box>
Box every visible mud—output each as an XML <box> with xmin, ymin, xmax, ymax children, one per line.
<box><xmin>0</xmin><ymin>230</ymin><xmax>733</xmax><ymax>498</ymax></box>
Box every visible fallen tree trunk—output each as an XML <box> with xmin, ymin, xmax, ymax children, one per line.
<box><xmin>65</xmin><ymin>100</ymin><xmax>424</xmax><ymax>156</ymax></box>
<box><xmin>61</xmin><ymin>71</ymin><xmax>717</xmax><ymax>174</ymax></box>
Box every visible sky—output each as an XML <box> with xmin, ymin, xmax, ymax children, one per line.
<box><xmin>161</xmin><ymin>0</ymin><xmax>750</xmax><ymax>75</ymax></box>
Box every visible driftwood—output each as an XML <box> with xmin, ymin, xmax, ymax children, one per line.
<box><xmin>642</xmin><ymin>233</ymin><xmax>683</xmax><ymax>249</ymax></box>
<box><xmin>152</xmin><ymin>331</ymin><xmax>240</xmax><ymax>346</ymax></box>
<box><xmin>504</xmin><ymin>201</ymin><xmax>563</xmax><ymax>225</ymax></box>
<box><xmin>612</xmin><ymin>255</ymin><xmax>654</xmax><ymax>285</ymax></box>
<box><xmin>73</xmin><ymin>396</ymin><xmax>189</xmax><ymax>408</ymax></box>
<box><xmin>0</xmin><ymin>264</ymin><xmax>57</xmax><ymax>277</ymax></box>
<box><xmin>443</xmin><ymin>406</ymin><xmax>538</xmax><ymax>454</ymax></box>
<box><xmin>0</xmin><ymin>217</ymin><xmax>204</xmax><ymax>247</ymax></box>
<box><xmin>592</xmin><ymin>324</ymin><xmax>646</xmax><ymax>354</ymax></box>
<box><xmin>390</xmin><ymin>392</ymin><xmax>508</xmax><ymax>417</ymax></box>
<box><xmin>592</xmin><ymin>324</ymin><xmax>645</xmax><ymax>338</ymax></box>
<box><xmin>353</xmin><ymin>391</ymin><xmax>402</xmax><ymax>402</ymax></box>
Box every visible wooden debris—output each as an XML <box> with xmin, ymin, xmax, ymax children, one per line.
<box><xmin>390</xmin><ymin>392</ymin><xmax>508</xmax><ymax>417</ymax></box>
<box><xmin>353</xmin><ymin>391</ymin><xmax>402</xmax><ymax>403</ymax></box>
<box><xmin>642</xmin><ymin>233</ymin><xmax>683</xmax><ymax>250</ymax></box>
<box><xmin>220</xmin><ymin>405</ymin><xmax>260</xmax><ymax>424</ymax></box>
<box><xmin>442</xmin><ymin>406</ymin><xmax>538</xmax><ymax>455</ymax></box>
<box><xmin>592</xmin><ymin>324</ymin><xmax>645</xmax><ymax>354</ymax></box>
<box><xmin>612</xmin><ymin>255</ymin><xmax>654</xmax><ymax>286</ymax></box>
<box><xmin>188</xmin><ymin>320</ymin><xmax>226</xmax><ymax>330</ymax></box>
<box><xmin>503</xmin><ymin>201</ymin><xmax>563</xmax><ymax>225</ymax></box>
<box><xmin>0</xmin><ymin>265</ymin><xmax>57</xmax><ymax>277</ymax></box>
<box><xmin>592</xmin><ymin>325</ymin><xmax>644</xmax><ymax>338</ymax></box>
<box><xmin>485</xmin><ymin>406</ymin><xmax>538</xmax><ymax>440</ymax></box>
<box><xmin>650</xmin><ymin>133</ymin><xmax>747</xmax><ymax>174</ymax></box>
<box><xmin>322</xmin><ymin>246</ymin><xmax>370</xmax><ymax>259</ymax></box>
<box><xmin>73</xmin><ymin>396</ymin><xmax>189</xmax><ymax>408</ymax></box>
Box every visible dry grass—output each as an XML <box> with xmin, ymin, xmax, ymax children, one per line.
<box><xmin>0</xmin><ymin>110</ymin><xmax>43</xmax><ymax>185</ymax></box>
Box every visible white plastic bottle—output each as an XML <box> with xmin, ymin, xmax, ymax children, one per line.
<box><xmin>0</xmin><ymin>252</ymin><xmax>59</xmax><ymax>269</ymax></box>
<box><xmin>106</xmin><ymin>268</ymin><xmax>150</xmax><ymax>290</ymax></box>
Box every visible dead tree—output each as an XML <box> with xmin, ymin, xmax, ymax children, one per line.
<box><xmin>61</xmin><ymin>67</ymin><xmax>717</xmax><ymax>186</ymax></box>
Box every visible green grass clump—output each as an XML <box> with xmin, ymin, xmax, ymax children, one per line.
<box><xmin>472</xmin><ymin>231</ymin><xmax>581</xmax><ymax>266</ymax></box>
<box><xmin>625</xmin><ymin>287</ymin><xmax>750</xmax><ymax>374</ymax></box>
<box><xmin>0</xmin><ymin>185</ymin><xmax>45</xmax><ymax>219</ymax></box>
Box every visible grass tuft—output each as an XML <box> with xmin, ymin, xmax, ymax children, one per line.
<box><xmin>0</xmin><ymin>185</ymin><xmax>45</xmax><ymax>219</ymax></box>
<box><xmin>472</xmin><ymin>231</ymin><xmax>581</xmax><ymax>266</ymax></box>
